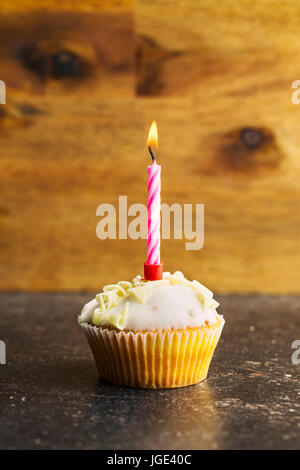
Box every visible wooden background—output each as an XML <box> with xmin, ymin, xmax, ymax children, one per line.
<box><xmin>0</xmin><ymin>0</ymin><xmax>300</xmax><ymax>293</ymax></box>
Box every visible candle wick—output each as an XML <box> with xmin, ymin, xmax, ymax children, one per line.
<box><xmin>148</xmin><ymin>146</ymin><xmax>155</xmax><ymax>162</ymax></box>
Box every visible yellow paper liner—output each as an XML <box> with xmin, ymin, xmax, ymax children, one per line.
<box><xmin>80</xmin><ymin>318</ymin><xmax>224</xmax><ymax>389</ymax></box>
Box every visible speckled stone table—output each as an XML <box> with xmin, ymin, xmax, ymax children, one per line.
<box><xmin>0</xmin><ymin>293</ymin><xmax>300</xmax><ymax>450</ymax></box>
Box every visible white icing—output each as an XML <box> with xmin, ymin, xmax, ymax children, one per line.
<box><xmin>78</xmin><ymin>272</ymin><xmax>222</xmax><ymax>331</ymax></box>
<box><xmin>79</xmin><ymin>298</ymin><xmax>98</xmax><ymax>323</ymax></box>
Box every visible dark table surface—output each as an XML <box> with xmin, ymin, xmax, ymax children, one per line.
<box><xmin>0</xmin><ymin>292</ymin><xmax>300</xmax><ymax>450</ymax></box>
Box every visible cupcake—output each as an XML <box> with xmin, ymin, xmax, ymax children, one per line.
<box><xmin>79</xmin><ymin>271</ymin><xmax>224</xmax><ymax>389</ymax></box>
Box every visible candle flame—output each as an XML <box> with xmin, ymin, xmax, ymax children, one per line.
<box><xmin>147</xmin><ymin>121</ymin><xmax>158</xmax><ymax>149</ymax></box>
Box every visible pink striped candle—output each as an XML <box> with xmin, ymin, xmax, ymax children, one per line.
<box><xmin>147</xmin><ymin>159</ymin><xmax>161</xmax><ymax>264</ymax></box>
<box><xmin>144</xmin><ymin>121</ymin><xmax>163</xmax><ymax>280</ymax></box>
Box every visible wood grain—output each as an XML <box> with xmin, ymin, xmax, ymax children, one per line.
<box><xmin>0</xmin><ymin>0</ymin><xmax>300</xmax><ymax>293</ymax></box>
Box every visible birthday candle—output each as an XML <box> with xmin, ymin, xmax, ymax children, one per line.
<box><xmin>147</xmin><ymin>158</ymin><xmax>161</xmax><ymax>264</ymax></box>
<box><xmin>144</xmin><ymin>121</ymin><xmax>163</xmax><ymax>281</ymax></box>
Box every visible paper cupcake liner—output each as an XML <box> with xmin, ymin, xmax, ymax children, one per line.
<box><xmin>80</xmin><ymin>318</ymin><xmax>224</xmax><ymax>389</ymax></box>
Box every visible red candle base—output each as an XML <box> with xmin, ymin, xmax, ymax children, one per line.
<box><xmin>144</xmin><ymin>262</ymin><xmax>164</xmax><ymax>281</ymax></box>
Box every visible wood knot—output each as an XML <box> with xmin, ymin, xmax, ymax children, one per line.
<box><xmin>51</xmin><ymin>51</ymin><xmax>82</xmax><ymax>79</ymax></box>
<box><xmin>20</xmin><ymin>44</ymin><xmax>84</xmax><ymax>81</ymax></box>
<box><xmin>240</xmin><ymin>127</ymin><xmax>264</xmax><ymax>150</ymax></box>
<box><xmin>216</xmin><ymin>126</ymin><xmax>284</xmax><ymax>176</ymax></box>
<box><xmin>136</xmin><ymin>35</ymin><xmax>180</xmax><ymax>96</ymax></box>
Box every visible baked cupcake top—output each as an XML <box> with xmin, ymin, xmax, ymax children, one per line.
<box><xmin>78</xmin><ymin>271</ymin><xmax>222</xmax><ymax>332</ymax></box>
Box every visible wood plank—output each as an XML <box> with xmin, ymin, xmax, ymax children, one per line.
<box><xmin>0</xmin><ymin>0</ymin><xmax>300</xmax><ymax>293</ymax></box>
